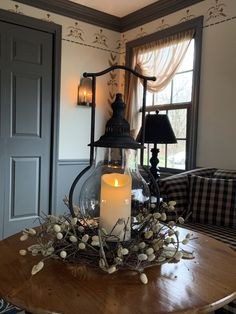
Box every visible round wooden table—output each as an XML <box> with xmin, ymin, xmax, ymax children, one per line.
<box><xmin>0</xmin><ymin>227</ymin><xmax>236</xmax><ymax>314</ymax></box>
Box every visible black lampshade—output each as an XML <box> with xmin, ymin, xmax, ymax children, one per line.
<box><xmin>137</xmin><ymin>112</ymin><xmax>177</xmax><ymax>144</ymax></box>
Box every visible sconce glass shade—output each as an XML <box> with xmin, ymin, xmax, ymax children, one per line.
<box><xmin>78</xmin><ymin>77</ymin><xmax>92</xmax><ymax>106</ymax></box>
<box><xmin>79</xmin><ymin>147</ymin><xmax>151</xmax><ymax>220</ymax></box>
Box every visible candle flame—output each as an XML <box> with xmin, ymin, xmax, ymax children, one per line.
<box><xmin>83</xmin><ymin>91</ymin><xmax>87</xmax><ymax>96</ymax></box>
<box><xmin>114</xmin><ymin>179</ymin><xmax>119</xmax><ymax>187</ymax></box>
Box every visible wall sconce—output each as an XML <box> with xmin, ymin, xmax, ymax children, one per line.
<box><xmin>77</xmin><ymin>77</ymin><xmax>92</xmax><ymax>106</ymax></box>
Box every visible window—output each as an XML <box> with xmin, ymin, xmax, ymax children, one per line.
<box><xmin>126</xmin><ymin>17</ymin><xmax>203</xmax><ymax>172</ymax></box>
<box><xmin>144</xmin><ymin>40</ymin><xmax>194</xmax><ymax>170</ymax></box>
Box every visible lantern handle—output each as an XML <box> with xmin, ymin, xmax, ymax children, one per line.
<box><xmin>83</xmin><ymin>65</ymin><xmax>156</xmax><ymax>82</ymax></box>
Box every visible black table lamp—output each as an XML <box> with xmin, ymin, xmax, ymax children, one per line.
<box><xmin>137</xmin><ymin>111</ymin><xmax>177</xmax><ymax>179</ymax></box>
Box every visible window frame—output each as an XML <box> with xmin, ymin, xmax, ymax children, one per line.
<box><xmin>125</xmin><ymin>16</ymin><xmax>203</xmax><ymax>173</ymax></box>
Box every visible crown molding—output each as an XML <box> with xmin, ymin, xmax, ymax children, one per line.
<box><xmin>13</xmin><ymin>0</ymin><xmax>121</xmax><ymax>32</ymax></box>
<box><xmin>120</xmin><ymin>0</ymin><xmax>204</xmax><ymax>32</ymax></box>
<box><xmin>13</xmin><ymin>0</ymin><xmax>204</xmax><ymax>33</ymax></box>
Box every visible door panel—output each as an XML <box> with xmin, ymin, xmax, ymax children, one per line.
<box><xmin>12</xmin><ymin>73</ymin><xmax>42</xmax><ymax>137</ymax></box>
<box><xmin>10</xmin><ymin>157</ymin><xmax>40</xmax><ymax>217</ymax></box>
<box><xmin>12</xmin><ymin>38</ymin><xmax>42</xmax><ymax>65</ymax></box>
<box><xmin>0</xmin><ymin>21</ymin><xmax>53</xmax><ymax>238</ymax></box>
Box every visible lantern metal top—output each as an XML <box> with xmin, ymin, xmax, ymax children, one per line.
<box><xmin>90</xmin><ymin>93</ymin><xmax>142</xmax><ymax>149</ymax></box>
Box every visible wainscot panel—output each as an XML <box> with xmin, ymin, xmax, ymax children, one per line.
<box><xmin>55</xmin><ymin>159</ymin><xmax>90</xmax><ymax>216</ymax></box>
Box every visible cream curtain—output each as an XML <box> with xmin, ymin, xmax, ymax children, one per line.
<box><xmin>125</xmin><ymin>29</ymin><xmax>194</xmax><ymax>136</ymax></box>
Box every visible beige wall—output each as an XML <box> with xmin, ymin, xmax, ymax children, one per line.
<box><xmin>0</xmin><ymin>0</ymin><xmax>120</xmax><ymax>159</ymax></box>
<box><xmin>119</xmin><ymin>0</ymin><xmax>236</xmax><ymax>169</ymax></box>
<box><xmin>1</xmin><ymin>0</ymin><xmax>236</xmax><ymax>169</ymax></box>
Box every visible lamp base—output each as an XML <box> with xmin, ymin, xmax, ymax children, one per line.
<box><xmin>149</xmin><ymin>146</ymin><xmax>160</xmax><ymax>180</ymax></box>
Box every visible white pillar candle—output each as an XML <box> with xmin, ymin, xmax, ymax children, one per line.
<box><xmin>100</xmin><ymin>173</ymin><xmax>131</xmax><ymax>241</ymax></box>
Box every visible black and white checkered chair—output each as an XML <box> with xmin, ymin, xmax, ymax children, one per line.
<box><xmin>159</xmin><ymin>167</ymin><xmax>236</xmax><ymax>314</ymax></box>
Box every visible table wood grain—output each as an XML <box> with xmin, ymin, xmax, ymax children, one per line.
<box><xmin>0</xmin><ymin>227</ymin><xmax>236</xmax><ymax>314</ymax></box>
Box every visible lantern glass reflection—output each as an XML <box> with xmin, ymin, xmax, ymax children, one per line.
<box><xmin>79</xmin><ymin>147</ymin><xmax>150</xmax><ymax>219</ymax></box>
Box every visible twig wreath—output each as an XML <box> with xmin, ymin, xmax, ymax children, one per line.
<box><xmin>19</xmin><ymin>198</ymin><xmax>194</xmax><ymax>284</ymax></box>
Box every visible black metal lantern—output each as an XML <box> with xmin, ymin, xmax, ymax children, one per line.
<box><xmin>68</xmin><ymin>65</ymin><xmax>157</xmax><ymax>241</ymax></box>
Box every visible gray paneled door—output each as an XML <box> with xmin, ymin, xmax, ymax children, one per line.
<box><xmin>0</xmin><ymin>20</ymin><xmax>53</xmax><ymax>238</ymax></box>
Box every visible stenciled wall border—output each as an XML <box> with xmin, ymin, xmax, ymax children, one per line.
<box><xmin>8</xmin><ymin>0</ymin><xmax>234</xmax><ymax>56</ymax></box>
